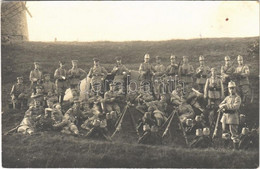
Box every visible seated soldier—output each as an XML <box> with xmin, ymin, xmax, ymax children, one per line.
<box><xmin>103</xmin><ymin>83</ymin><xmax>121</xmax><ymax>117</ymax></box>
<box><xmin>52</xmin><ymin>105</ymin><xmax>79</xmax><ymax>135</ymax></box>
<box><xmin>29</xmin><ymin>85</ymin><xmax>45</xmax><ymax>107</ymax></box>
<box><xmin>136</xmin><ymin>85</ymin><xmax>154</xmax><ymax>113</ymax></box>
<box><xmin>42</xmin><ymin>74</ymin><xmax>56</xmax><ymax>96</ymax></box>
<box><xmin>171</xmin><ymin>84</ymin><xmax>195</xmax><ymax>124</ymax></box>
<box><xmin>10</xmin><ymin>76</ymin><xmax>28</xmax><ymax>109</ymax></box>
<box><xmin>17</xmin><ymin>110</ymin><xmax>41</xmax><ymax>135</ymax></box>
<box><xmin>239</xmin><ymin>127</ymin><xmax>259</xmax><ymax>150</ymax></box>
<box><xmin>190</xmin><ymin>128</ymin><xmax>212</xmax><ymax>148</ymax></box>
<box><xmin>137</xmin><ymin>107</ymin><xmax>161</xmax><ymax>144</ymax></box>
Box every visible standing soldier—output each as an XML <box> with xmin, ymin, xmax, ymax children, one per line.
<box><xmin>221</xmin><ymin>56</ymin><xmax>236</xmax><ymax>96</ymax></box>
<box><xmin>88</xmin><ymin>58</ymin><xmax>108</xmax><ymax>95</ymax></box>
<box><xmin>153</xmin><ymin>56</ymin><xmax>166</xmax><ymax>99</ymax></box>
<box><xmin>234</xmin><ymin>55</ymin><xmax>250</xmax><ymax>105</ymax></box>
<box><xmin>165</xmin><ymin>55</ymin><xmax>178</xmax><ymax>93</ymax></box>
<box><xmin>219</xmin><ymin>81</ymin><xmax>241</xmax><ymax>149</ymax></box>
<box><xmin>67</xmin><ymin>60</ymin><xmax>86</xmax><ymax>92</ymax></box>
<box><xmin>54</xmin><ymin>61</ymin><xmax>67</xmax><ymax>104</ymax></box>
<box><xmin>111</xmin><ymin>56</ymin><xmax>129</xmax><ymax>93</ymax></box>
<box><xmin>178</xmin><ymin>56</ymin><xmax>194</xmax><ymax>95</ymax></box>
<box><xmin>29</xmin><ymin>62</ymin><xmax>43</xmax><ymax>94</ymax></box>
<box><xmin>139</xmin><ymin>54</ymin><xmax>155</xmax><ymax>91</ymax></box>
<box><xmin>195</xmin><ymin>56</ymin><xmax>210</xmax><ymax>93</ymax></box>
<box><xmin>204</xmin><ymin>68</ymin><xmax>224</xmax><ymax>128</ymax></box>
<box><xmin>42</xmin><ymin>74</ymin><xmax>56</xmax><ymax>96</ymax></box>
<box><xmin>10</xmin><ymin>77</ymin><xmax>28</xmax><ymax>109</ymax></box>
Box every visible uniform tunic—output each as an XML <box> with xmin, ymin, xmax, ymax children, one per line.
<box><xmin>221</xmin><ymin>65</ymin><xmax>235</xmax><ymax>84</ymax></box>
<box><xmin>139</xmin><ymin>62</ymin><xmax>155</xmax><ymax>81</ymax></box>
<box><xmin>68</xmin><ymin>67</ymin><xmax>86</xmax><ymax>86</ymax></box>
<box><xmin>43</xmin><ymin>81</ymin><xmax>56</xmax><ymax>95</ymax></box>
<box><xmin>111</xmin><ymin>64</ymin><xmax>129</xmax><ymax>81</ymax></box>
<box><xmin>10</xmin><ymin>83</ymin><xmax>27</xmax><ymax>103</ymax></box>
<box><xmin>234</xmin><ymin>64</ymin><xmax>250</xmax><ymax>86</ymax></box>
<box><xmin>88</xmin><ymin>65</ymin><xmax>108</xmax><ymax>85</ymax></box>
<box><xmin>54</xmin><ymin>67</ymin><xmax>67</xmax><ymax>94</ymax></box>
<box><xmin>165</xmin><ymin>64</ymin><xmax>178</xmax><ymax>76</ymax></box>
<box><xmin>195</xmin><ymin>65</ymin><xmax>210</xmax><ymax>85</ymax></box>
<box><xmin>178</xmin><ymin>63</ymin><xmax>194</xmax><ymax>84</ymax></box>
<box><xmin>204</xmin><ymin>76</ymin><xmax>223</xmax><ymax>99</ymax></box>
<box><xmin>29</xmin><ymin>69</ymin><xmax>43</xmax><ymax>83</ymax></box>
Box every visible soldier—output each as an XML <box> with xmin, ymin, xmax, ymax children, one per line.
<box><xmin>103</xmin><ymin>83</ymin><xmax>121</xmax><ymax>116</ymax></box>
<box><xmin>67</xmin><ymin>60</ymin><xmax>86</xmax><ymax>91</ymax></box>
<box><xmin>171</xmin><ymin>84</ymin><xmax>195</xmax><ymax>123</ymax></box>
<box><xmin>139</xmin><ymin>54</ymin><xmax>156</xmax><ymax>91</ymax></box>
<box><xmin>221</xmin><ymin>56</ymin><xmax>236</xmax><ymax>96</ymax></box>
<box><xmin>42</xmin><ymin>74</ymin><xmax>55</xmax><ymax>95</ymax></box>
<box><xmin>195</xmin><ymin>56</ymin><xmax>210</xmax><ymax>93</ymax></box>
<box><xmin>111</xmin><ymin>56</ymin><xmax>129</xmax><ymax>93</ymax></box>
<box><xmin>178</xmin><ymin>56</ymin><xmax>194</xmax><ymax>95</ymax></box>
<box><xmin>136</xmin><ymin>85</ymin><xmax>154</xmax><ymax>113</ymax></box>
<box><xmin>153</xmin><ymin>56</ymin><xmax>166</xmax><ymax>99</ymax></box>
<box><xmin>88</xmin><ymin>58</ymin><xmax>108</xmax><ymax>95</ymax></box>
<box><xmin>29</xmin><ymin>62</ymin><xmax>43</xmax><ymax>93</ymax></box>
<box><xmin>219</xmin><ymin>81</ymin><xmax>241</xmax><ymax>150</ymax></box>
<box><xmin>10</xmin><ymin>76</ymin><xmax>28</xmax><ymax>109</ymax></box>
<box><xmin>204</xmin><ymin>68</ymin><xmax>224</xmax><ymax>128</ymax></box>
<box><xmin>239</xmin><ymin>127</ymin><xmax>259</xmax><ymax>150</ymax></box>
<box><xmin>30</xmin><ymin>86</ymin><xmax>45</xmax><ymax>107</ymax></box>
<box><xmin>65</xmin><ymin>100</ymin><xmax>88</xmax><ymax>128</ymax></box>
<box><xmin>234</xmin><ymin>55</ymin><xmax>250</xmax><ymax>105</ymax></box>
<box><xmin>165</xmin><ymin>55</ymin><xmax>178</xmax><ymax>93</ymax></box>
<box><xmin>54</xmin><ymin>61</ymin><xmax>67</xmax><ymax>104</ymax></box>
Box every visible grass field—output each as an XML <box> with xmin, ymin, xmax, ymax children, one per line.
<box><xmin>1</xmin><ymin>37</ymin><xmax>259</xmax><ymax>168</ymax></box>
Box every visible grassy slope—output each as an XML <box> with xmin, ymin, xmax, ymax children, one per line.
<box><xmin>1</xmin><ymin>37</ymin><xmax>259</xmax><ymax>168</ymax></box>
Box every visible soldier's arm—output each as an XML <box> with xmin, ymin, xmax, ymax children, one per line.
<box><xmin>104</xmin><ymin>92</ymin><xmax>112</xmax><ymax>102</ymax></box>
<box><xmin>111</xmin><ymin>66</ymin><xmax>118</xmax><ymax>74</ymax></box>
<box><xmin>10</xmin><ymin>85</ymin><xmax>15</xmax><ymax>96</ymax></box>
<box><xmin>79</xmin><ymin>68</ymin><xmax>87</xmax><ymax>79</ymax></box>
<box><xmin>101</xmin><ymin>67</ymin><xmax>108</xmax><ymax>77</ymax></box>
<box><xmin>241</xmin><ymin>65</ymin><xmax>250</xmax><ymax>77</ymax></box>
<box><xmin>122</xmin><ymin>65</ymin><xmax>129</xmax><ymax>74</ymax></box>
<box><xmin>220</xmin><ymin>80</ymin><xmax>224</xmax><ymax>99</ymax></box>
<box><xmin>171</xmin><ymin>94</ymin><xmax>182</xmax><ymax>105</ymax></box>
<box><xmin>54</xmin><ymin>69</ymin><xmax>62</xmax><ymax>80</ymax></box>
<box><xmin>87</xmin><ymin>68</ymin><xmax>93</xmax><ymax>78</ymax></box>
<box><xmin>139</xmin><ymin>63</ymin><xmax>144</xmax><ymax>74</ymax></box>
<box><xmin>29</xmin><ymin>71</ymin><xmax>34</xmax><ymax>82</ymax></box>
<box><xmin>226</xmin><ymin>96</ymin><xmax>241</xmax><ymax>111</ymax></box>
<box><xmin>189</xmin><ymin>65</ymin><xmax>194</xmax><ymax>75</ymax></box>
<box><xmin>219</xmin><ymin>97</ymin><xmax>227</xmax><ymax>109</ymax></box>
<box><xmin>196</xmin><ymin>67</ymin><xmax>202</xmax><ymax>75</ymax></box>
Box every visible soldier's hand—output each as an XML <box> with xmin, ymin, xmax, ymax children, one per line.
<box><xmin>204</xmin><ymin>95</ymin><xmax>207</xmax><ymax>99</ymax></box>
<box><xmin>32</xmin><ymin>78</ymin><xmax>38</xmax><ymax>82</ymax></box>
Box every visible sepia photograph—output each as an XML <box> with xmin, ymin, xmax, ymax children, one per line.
<box><xmin>1</xmin><ymin>1</ymin><xmax>259</xmax><ymax>168</ymax></box>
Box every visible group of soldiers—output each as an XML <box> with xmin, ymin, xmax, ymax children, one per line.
<box><xmin>8</xmin><ymin>53</ymin><xmax>258</xmax><ymax>150</ymax></box>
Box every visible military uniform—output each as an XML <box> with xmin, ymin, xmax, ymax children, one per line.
<box><xmin>220</xmin><ymin>81</ymin><xmax>241</xmax><ymax>147</ymax></box>
<box><xmin>221</xmin><ymin>56</ymin><xmax>235</xmax><ymax>96</ymax></box>
<box><xmin>88</xmin><ymin>58</ymin><xmax>108</xmax><ymax>94</ymax></box>
<box><xmin>67</xmin><ymin>60</ymin><xmax>87</xmax><ymax>88</ymax></box>
<box><xmin>111</xmin><ymin>57</ymin><xmax>129</xmax><ymax>92</ymax></box>
<box><xmin>204</xmin><ymin>68</ymin><xmax>224</xmax><ymax>127</ymax></box>
<box><xmin>234</xmin><ymin>55</ymin><xmax>250</xmax><ymax>104</ymax></box>
<box><xmin>139</xmin><ymin>54</ymin><xmax>155</xmax><ymax>90</ymax></box>
<box><xmin>195</xmin><ymin>56</ymin><xmax>210</xmax><ymax>93</ymax></box>
<box><xmin>165</xmin><ymin>55</ymin><xmax>179</xmax><ymax>93</ymax></box>
<box><xmin>178</xmin><ymin>56</ymin><xmax>194</xmax><ymax>94</ymax></box>
<box><xmin>42</xmin><ymin>74</ymin><xmax>56</xmax><ymax>95</ymax></box>
<box><xmin>17</xmin><ymin>112</ymin><xmax>39</xmax><ymax>135</ymax></box>
<box><xmin>103</xmin><ymin>84</ymin><xmax>121</xmax><ymax>115</ymax></box>
<box><xmin>54</xmin><ymin>61</ymin><xmax>67</xmax><ymax>103</ymax></box>
<box><xmin>10</xmin><ymin>77</ymin><xmax>27</xmax><ymax>109</ymax></box>
<box><xmin>153</xmin><ymin>56</ymin><xmax>166</xmax><ymax>99</ymax></box>
<box><xmin>29</xmin><ymin>62</ymin><xmax>43</xmax><ymax>93</ymax></box>
<box><xmin>171</xmin><ymin>86</ymin><xmax>195</xmax><ymax>123</ymax></box>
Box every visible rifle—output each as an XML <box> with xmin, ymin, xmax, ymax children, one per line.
<box><xmin>4</xmin><ymin>125</ymin><xmax>21</xmax><ymax>136</ymax></box>
<box><xmin>111</xmin><ymin>102</ymin><xmax>130</xmax><ymax>138</ymax></box>
<box><xmin>162</xmin><ymin>109</ymin><xmax>176</xmax><ymax>138</ymax></box>
<box><xmin>212</xmin><ymin>107</ymin><xmax>224</xmax><ymax>139</ymax></box>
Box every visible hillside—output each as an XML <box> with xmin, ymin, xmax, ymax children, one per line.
<box><xmin>1</xmin><ymin>37</ymin><xmax>259</xmax><ymax>168</ymax></box>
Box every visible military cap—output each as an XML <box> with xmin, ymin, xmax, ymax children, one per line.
<box><xmin>17</xmin><ymin>76</ymin><xmax>23</xmax><ymax>80</ymax></box>
<box><xmin>34</xmin><ymin>62</ymin><xmax>40</xmax><ymax>65</ymax></box>
<box><xmin>196</xmin><ymin>128</ymin><xmax>203</xmax><ymax>136</ymax></box>
<box><xmin>203</xmin><ymin>127</ymin><xmax>210</xmax><ymax>136</ymax></box>
<box><xmin>155</xmin><ymin>56</ymin><xmax>160</xmax><ymax>60</ymax></box>
<box><xmin>72</xmin><ymin>60</ymin><xmax>78</xmax><ymax>63</ymax></box>
<box><xmin>228</xmin><ymin>81</ymin><xmax>236</xmax><ymax>88</ymax></box>
<box><xmin>44</xmin><ymin>73</ymin><xmax>50</xmax><ymax>77</ymax></box>
<box><xmin>224</xmin><ymin>56</ymin><xmax>230</xmax><ymax>61</ymax></box>
<box><xmin>144</xmin><ymin>54</ymin><xmax>150</xmax><ymax>59</ymax></box>
<box><xmin>241</xmin><ymin>127</ymin><xmax>249</xmax><ymax>135</ymax></box>
<box><xmin>115</xmin><ymin>56</ymin><xmax>122</xmax><ymax>61</ymax></box>
<box><xmin>199</xmin><ymin>55</ymin><xmax>204</xmax><ymax>61</ymax></box>
<box><xmin>93</xmin><ymin>58</ymin><xmax>99</xmax><ymax>62</ymax></box>
<box><xmin>237</xmin><ymin>55</ymin><xmax>243</xmax><ymax>61</ymax></box>
<box><xmin>195</xmin><ymin>115</ymin><xmax>202</xmax><ymax>122</ymax></box>
<box><xmin>170</xmin><ymin>55</ymin><xmax>176</xmax><ymax>59</ymax></box>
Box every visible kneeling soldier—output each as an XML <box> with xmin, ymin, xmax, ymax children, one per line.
<box><xmin>103</xmin><ymin>83</ymin><xmax>121</xmax><ymax>116</ymax></box>
<box><xmin>219</xmin><ymin>81</ymin><xmax>241</xmax><ymax>150</ymax></box>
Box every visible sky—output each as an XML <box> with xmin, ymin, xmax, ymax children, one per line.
<box><xmin>26</xmin><ymin>1</ymin><xmax>259</xmax><ymax>42</ymax></box>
